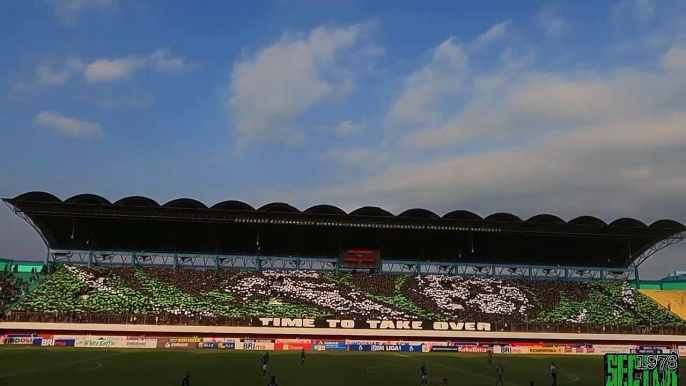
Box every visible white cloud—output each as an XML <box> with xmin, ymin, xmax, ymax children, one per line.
<box><xmin>291</xmin><ymin>35</ymin><xmax>686</xmax><ymax>238</ymax></box>
<box><xmin>320</xmin><ymin>147</ymin><xmax>376</xmax><ymax>168</ymax></box>
<box><xmin>49</xmin><ymin>0</ymin><xmax>118</xmax><ymax>26</ymax></box>
<box><xmin>335</xmin><ymin>120</ymin><xmax>364</xmax><ymax>137</ymax></box>
<box><xmin>35</xmin><ymin>111</ymin><xmax>104</xmax><ymax>138</ymax></box>
<box><xmin>36</xmin><ymin>63</ymin><xmax>71</xmax><ymax>85</ymax></box>
<box><xmin>19</xmin><ymin>49</ymin><xmax>186</xmax><ymax>88</ymax></box>
<box><xmin>228</xmin><ymin>23</ymin><xmax>379</xmax><ymax>148</ymax></box>
<box><xmin>387</xmin><ymin>38</ymin><xmax>468</xmax><ymax>124</ymax></box>
<box><xmin>84</xmin><ymin>49</ymin><xmax>186</xmax><ymax>83</ymax></box>
<box><xmin>84</xmin><ymin>57</ymin><xmax>146</xmax><ymax>82</ymax></box>
<box><xmin>472</xmin><ymin>21</ymin><xmax>511</xmax><ymax>50</ymax></box>
<box><xmin>612</xmin><ymin>0</ymin><xmax>656</xmax><ymax>23</ymax></box>
<box><xmin>538</xmin><ymin>10</ymin><xmax>569</xmax><ymax>37</ymax></box>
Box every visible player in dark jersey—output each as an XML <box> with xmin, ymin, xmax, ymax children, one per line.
<box><xmin>182</xmin><ymin>371</ymin><xmax>190</xmax><ymax>386</ymax></box>
<box><xmin>529</xmin><ymin>381</ymin><xmax>534</xmax><ymax>386</ymax></box>
<box><xmin>421</xmin><ymin>362</ymin><xmax>428</xmax><ymax>386</ymax></box>
<box><xmin>442</xmin><ymin>378</ymin><xmax>449</xmax><ymax>386</ymax></box>
<box><xmin>301</xmin><ymin>348</ymin><xmax>306</xmax><ymax>365</ymax></box>
<box><xmin>267</xmin><ymin>375</ymin><xmax>279</xmax><ymax>386</ymax></box>
<box><xmin>261</xmin><ymin>354</ymin><xmax>269</xmax><ymax>378</ymax></box>
<box><xmin>487</xmin><ymin>348</ymin><xmax>493</xmax><ymax>368</ymax></box>
<box><xmin>550</xmin><ymin>362</ymin><xmax>557</xmax><ymax>386</ymax></box>
<box><xmin>495</xmin><ymin>363</ymin><xmax>504</xmax><ymax>386</ymax></box>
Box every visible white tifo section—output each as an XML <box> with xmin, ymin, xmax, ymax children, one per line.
<box><xmin>2</xmin><ymin>322</ymin><xmax>686</xmax><ymax>342</ymax></box>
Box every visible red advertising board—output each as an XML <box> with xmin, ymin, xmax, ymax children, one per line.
<box><xmin>274</xmin><ymin>341</ymin><xmax>313</xmax><ymax>350</ymax></box>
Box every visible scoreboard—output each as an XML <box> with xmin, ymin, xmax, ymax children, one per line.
<box><xmin>340</xmin><ymin>249</ymin><xmax>381</xmax><ymax>269</ymax></box>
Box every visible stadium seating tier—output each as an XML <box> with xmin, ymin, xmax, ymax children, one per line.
<box><xmin>7</xmin><ymin>265</ymin><xmax>684</xmax><ymax>328</ymax></box>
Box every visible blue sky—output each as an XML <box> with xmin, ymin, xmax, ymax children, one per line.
<box><xmin>1</xmin><ymin>0</ymin><xmax>686</xmax><ymax>278</ymax></box>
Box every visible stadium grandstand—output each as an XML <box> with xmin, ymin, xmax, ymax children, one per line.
<box><xmin>2</xmin><ymin>191</ymin><xmax>686</xmax><ymax>334</ymax></box>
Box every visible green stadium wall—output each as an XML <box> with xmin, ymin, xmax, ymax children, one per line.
<box><xmin>632</xmin><ymin>281</ymin><xmax>686</xmax><ymax>290</ymax></box>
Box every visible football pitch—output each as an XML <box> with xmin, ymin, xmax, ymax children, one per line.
<box><xmin>0</xmin><ymin>348</ymin><xmax>602</xmax><ymax>386</ymax></box>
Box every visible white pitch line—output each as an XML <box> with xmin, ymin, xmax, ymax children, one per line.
<box><xmin>0</xmin><ymin>352</ymin><xmax>121</xmax><ymax>378</ymax></box>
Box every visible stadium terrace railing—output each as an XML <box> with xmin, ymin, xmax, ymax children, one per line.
<box><xmin>3</xmin><ymin>312</ymin><xmax>686</xmax><ymax>336</ymax></box>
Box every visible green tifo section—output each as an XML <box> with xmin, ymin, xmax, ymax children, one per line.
<box><xmin>9</xmin><ymin>265</ymin><xmax>684</xmax><ymax>326</ymax></box>
<box><xmin>0</xmin><ymin>349</ymin><xmax>607</xmax><ymax>386</ymax></box>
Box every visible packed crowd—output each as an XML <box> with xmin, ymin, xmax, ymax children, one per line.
<box><xmin>0</xmin><ymin>263</ymin><xmax>43</xmax><ymax>311</ymax></box>
<box><xmin>5</xmin><ymin>265</ymin><xmax>684</xmax><ymax>328</ymax></box>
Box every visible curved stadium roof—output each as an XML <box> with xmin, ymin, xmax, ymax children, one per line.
<box><xmin>3</xmin><ymin>191</ymin><xmax>685</xmax><ymax>269</ymax></box>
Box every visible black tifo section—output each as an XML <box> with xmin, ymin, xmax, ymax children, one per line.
<box><xmin>4</xmin><ymin>191</ymin><xmax>685</xmax><ymax>269</ymax></box>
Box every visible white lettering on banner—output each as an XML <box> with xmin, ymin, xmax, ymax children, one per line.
<box><xmin>41</xmin><ymin>339</ymin><xmax>55</xmax><ymax>347</ymax></box>
<box><xmin>124</xmin><ymin>339</ymin><xmax>157</xmax><ymax>349</ymax></box>
<box><xmin>432</xmin><ymin>322</ymin><xmax>491</xmax><ymax>331</ymax></box>
<box><xmin>258</xmin><ymin>318</ymin><xmax>491</xmax><ymax>331</ymax></box>
<box><xmin>259</xmin><ymin>318</ymin><xmax>316</xmax><ymax>328</ymax></box>
<box><xmin>75</xmin><ymin>339</ymin><xmax>116</xmax><ymax>348</ymax></box>
<box><xmin>326</xmin><ymin>319</ymin><xmax>355</xmax><ymax>328</ymax></box>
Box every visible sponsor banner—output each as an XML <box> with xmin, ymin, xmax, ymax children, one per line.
<box><xmin>631</xmin><ymin>348</ymin><xmax>666</xmax><ymax>354</ymax></box>
<box><xmin>275</xmin><ymin>342</ymin><xmax>313</xmax><ymax>351</ymax></box>
<box><xmin>592</xmin><ymin>345</ymin><xmax>634</xmax><ymax>355</ymax></box>
<box><xmin>449</xmin><ymin>342</ymin><xmax>479</xmax><ymax>346</ymax></box>
<box><xmin>168</xmin><ymin>337</ymin><xmax>202</xmax><ymax>343</ymax></box>
<box><xmin>528</xmin><ymin>346</ymin><xmax>563</xmax><ymax>354</ymax></box>
<box><xmin>313</xmin><ymin>341</ymin><xmax>347</xmax><ymax>351</ymax></box>
<box><xmin>430</xmin><ymin>346</ymin><xmax>460</xmax><ymax>352</ymax></box>
<box><xmin>678</xmin><ymin>346</ymin><xmax>686</xmax><ymax>356</ymax></box>
<box><xmin>350</xmin><ymin>344</ymin><xmax>423</xmax><ymax>352</ymax></box>
<box><xmin>32</xmin><ymin>338</ymin><xmax>75</xmax><ymax>347</ymax></box>
<box><xmin>123</xmin><ymin>339</ymin><xmax>157</xmax><ymax>349</ymax></box>
<box><xmin>202</xmin><ymin>337</ymin><xmax>237</xmax><ymax>344</ymax></box>
<box><xmin>198</xmin><ymin>342</ymin><xmax>236</xmax><ymax>349</ymax></box>
<box><xmin>276</xmin><ymin>339</ymin><xmax>312</xmax><ymax>344</ymax></box>
<box><xmin>157</xmin><ymin>340</ymin><xmax>198</xmax><ymax>349</ymax></box>
<box><xmin>496</xmin><ymin>345</ymin><xmax>529</xmax><ymax>354</ymax></box>
<box><xmin>75</xmin><ymin>338</ymin><xmax>118</xmax><ymax>348</ymax></box>
<box><xmin>458</xmin><ymin>345</ymin><xmax>489</xmax><ymax>353</ymax></box>
<box><xmin>7</xmin><ymin>337</ymin><xmax>35</xmax><ymax>345</ymax></box>
<box><xmin>239</xmin><ymin>340</ymin><xmax>275</xmax><ymax>351</ymax></box>
<box><xmin>346</xmin><ymin>340</ymin><xmax>407</xmax><ymax>345</ymax></box>
<box><xmin>254</xmin><ymin>318</ymin><xmax>492</xmax><ymax>332</ymax></box>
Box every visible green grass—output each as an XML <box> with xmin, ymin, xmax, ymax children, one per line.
<box><xmin>0</xmin><ymin>348</ymin><xmax>606</xmax><ymax>386</ymax></box>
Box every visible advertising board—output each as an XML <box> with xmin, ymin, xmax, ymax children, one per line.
<box><xmin>592</xmin><ymin>345</ymin><xmax>635</xmax><ymax>355</ymax></box>
<box><xmin>157</xmin><ymin>340</ymin><xmax>198</xmax><ymax>349</ymax></box>
<box><xmin>349</xmin><ymin>344</ymin><xmax>423</xmax><ymax>352</ymax></box>
<box><xmin>430</xmin><ymin>346</ymin><xmax>459</xmax><ymax>352</ymax></box>
<box><xmin>457</xmin><ymin>345</ymin><xmax>489</xmax><ymax>353</ymax></box>
<box><xmin>123</xmin><ymin>339</ymin><xmax>158</xmax><ymax>349</ymax></box>
<box><xmin>274</xmin><ymin>341</ymin><xmax>313</xmax><ymax>351</ymax></box>
<box><xmin>495</xmin><ymin>345</ymin><xmax>529</xmax><ymax>354</ymax></box>
<box><xmin>6</xmin><ymin>336</ymin><xmax>36</xmax><ymax>345</ymax></box>
<box><xmin>239</xmin><ymin>340</ymin><xmax>275</xmax><ymax>351</ymax></box>
<box><xmin>528</xmin><ymin>346</ymin><xmax>562</xmax><ymax>354</ymax></box>
<box><xmin>75</xmin><ymin>338</ymin><xmax>118</xmax><ymax>348</ymax></box>
<box><xmin>202</xmin><ymin>337</ymin><xmax>237</xmax><ymax>344</ymax></box>
<box><xmin>199</xmin><ymin>342</ymin><xmax>236</xmax><ymax>349</ymax></box>
<box><xmin>313</xmin><ymin>341</ymin><xmax>347</xmax><ymax>351</ymax></box>
<box><xmin>32</xmin><ymin>338</ymin><xmax>75</xmax><ymax>347</ymax></box>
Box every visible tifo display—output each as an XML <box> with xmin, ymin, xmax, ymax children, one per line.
<box><xmin>3</xmin><ymin>265</ymin><xmax>683</xmax><ymax>331</ymax></box>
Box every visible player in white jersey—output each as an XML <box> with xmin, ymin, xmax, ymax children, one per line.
<box><xmin>550</xmin><ymin>362</ymin><xmax>557</xmax><ymax>386</ymax></box>
<box><xmin>495</xmin><ymin>363</ymin><xmax>504</xmax><ymax>386</ymax></box>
